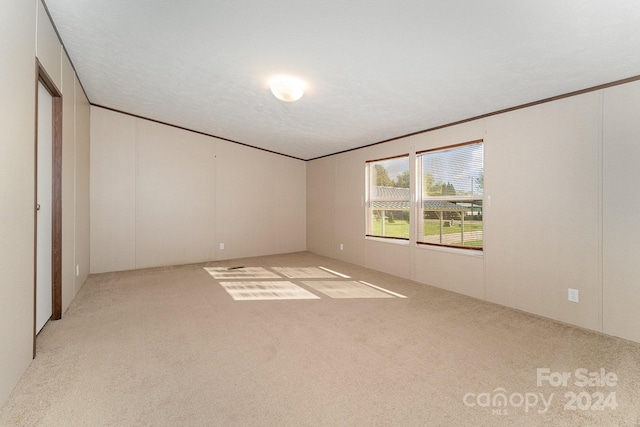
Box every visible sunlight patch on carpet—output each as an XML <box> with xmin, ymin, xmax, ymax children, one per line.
<box><xmin>219</xmin><ymin>281</ymin><xmax>320</xmax><ymax>300</ymax></box>
<box><xmin>301</xmin><ymin>281</ymin><xmax>395</xmax><ymax>299</ymax></box>
<box><xmin>272</xmin><ymin>267</ymin><xmax>338</xmax><ymax>279</ymax></box>
<box><xmin>318</xmin><ymin>266</ymin><xmax>350</xmax><ymax>278</ymax></box>
<box><xmin>359</xmin><ymin>281</ymin><xmax>407</xmax><ymax>298</ymax></box>
<box><xmin>204</xmin><ymin>267</ymin><xmax>280</xmax><ymax>280</ymax></box>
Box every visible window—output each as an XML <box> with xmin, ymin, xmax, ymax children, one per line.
<box><xmin>366</xmin><ymin>155</ymin><xmax>410</xmax><ymax>240</ymax></box>
<box><xmin>417</xmin><ymin>141</ymin><xmax>483</xmax><ymax>250</ymax></box>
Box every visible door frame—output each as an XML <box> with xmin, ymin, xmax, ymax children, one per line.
<box><xmin>33</xmin><ymin>59</ymin><xmax>63</xmax><ymax>357</ymax></box>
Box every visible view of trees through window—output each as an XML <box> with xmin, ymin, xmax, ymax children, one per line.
<box><xmin>373</xmin><ymin>164</ymin><xmax>410</xmax><ymax>189</ymax></box>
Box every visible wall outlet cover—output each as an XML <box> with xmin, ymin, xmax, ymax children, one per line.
<box><xmin>568</xmin><ymin>288</ymin><xmax>579</xmax><ymax>303</ymax></box>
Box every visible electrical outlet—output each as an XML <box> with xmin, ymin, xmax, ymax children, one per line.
<box><xmin>76</xmin><ymin>264</ymin><xmax>80</xmax><ymax>277</ymax></box>
<box><xmin>219</xmin><ymin>243</ymin><xmax>225</xmax><ymax>250</ymax></box>
<box><xmin>568</xmin><ymin>288</ymin><xmax>579</xmax><ymax>303</ymax></box>
<box><xmin>340</xmin><ymin>243</ymin><xmax>344</xmax><ymax>251</ymax></box>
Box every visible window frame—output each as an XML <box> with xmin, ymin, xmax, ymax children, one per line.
<box><xmin>416</xmin><ymin>140</ymin><xmax>484</xmax><ymax>251</ymax></box>
<box><xmin>365</xmin><ymin>154</ymin><xmax>411</xmax><ymax>241</ymax></box>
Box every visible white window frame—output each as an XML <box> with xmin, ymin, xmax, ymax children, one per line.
<box><xmin>416</xmin><ymin>140</ymin><xmax>484</xmax><ymax>251</ymax></box>
<box><xmin>365</xmin><ymin>154</ymin><xmax>410</xmax><ymax>241</ymax></box>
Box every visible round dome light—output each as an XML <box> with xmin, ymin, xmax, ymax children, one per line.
<box><xmin>270</xmin><ymin>76</ymin><xmax>306</xmax><ymax>102</ymax></box>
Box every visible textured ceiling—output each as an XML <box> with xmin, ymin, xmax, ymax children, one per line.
<box><xmin>45</xmin><ymin>0</ymin><xmax>640</xmax><ymax>160</ymax></box>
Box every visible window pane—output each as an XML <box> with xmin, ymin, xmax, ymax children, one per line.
<box><xmin>366</xmin><ymin>156</ymin><xmax>410</xmax><ymax>239</ymax></box>
<box><xmin>418</xmin><ymin>142</ymin><xmax>483</xmax><ymax>249</ymax></box>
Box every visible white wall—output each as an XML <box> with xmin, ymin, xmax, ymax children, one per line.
<box><xmin>36</xmin><ymin>0</ymin><xmax>61</xmax><ymax>87</ymax></box>
<box><xmin>75</xmin><ymin>75</ymin><xmax>91</xmax><ymax>293</ymax></box>
<box><xmin>0</xmin><ymin>0</ymin><xmax>37</xmax><ymax>407</ymax></box>
<box><xmin>484</xmin><ymin>93</ymin><xmax>602</xmax><ymax>330</ymax></box>
<box><xmin>0</xmin><ymin>0</ymin><xmax>91</xmax><ymax>407</ymax></box>
<box><xmin>307</xmin><ymin>79</ymin><xmax>640</xmax><ymax>344</ymax></box>
<box><xmin>214</xmin><ymin>140</ymin><xmax>307</xmax><ymax>260</ymax></box>
<box><xmin>61</xmin><ymin>52</ymin><xmax>76</xmax><ymax>312</ymax></box>
<box><xmin>90</xmin><ymin>109</ymin><xmax>137</xmax><ymax>272</ymax></box>
<box><xmin>602</xmin><ymin>80</ymin><xmax>640</xmax><ymax>343</ymax></box>
<box><xmin>307</xmin><ymin>156</ymin><xmax>336</xmax><ymax>258</ymax></box>
<box><xmin>135</xmin><ymin>119</ymin><xmax>217</xmax><ymax>268</ymax></box>
<box><xmin>90</xmin><ymin>107</ymin><xmax>307</xmax><ymax>273</ymax></box>
<box><xmin>335</xmin><ymin>150</ymin><xmax>366</xmax><ymax>266</ymax></box>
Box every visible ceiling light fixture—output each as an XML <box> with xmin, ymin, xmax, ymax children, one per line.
<box><xmin>270</xmin><ymin>76</ymin><xmax>306</xmax><ymax>102</ymax></box>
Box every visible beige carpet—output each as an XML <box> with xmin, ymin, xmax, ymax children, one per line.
<box><xmin>1</xmin><ymin>251</ymin><xmax>640</xmax><ymax>426</ymax></box>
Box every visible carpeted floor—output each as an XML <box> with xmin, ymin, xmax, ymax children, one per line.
<box><xmin>1</xmin><ymin>251</ymin><xmax>639</xmax><ymax>426</ymax></box>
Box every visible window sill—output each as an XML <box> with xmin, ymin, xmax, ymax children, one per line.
<box><xmin>416</xmin><ymin>243</ymin><xmax>483</xmax><ymax>257</ymax></box>
<box><xmin>365</xmin><ymin>236</ymin><xmax>410</xmax><ymax>246</ymax></box>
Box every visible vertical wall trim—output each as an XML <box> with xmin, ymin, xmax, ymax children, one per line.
<box><xmin>215</xmin><ymin>142</ymin><xmax>220</xmax><ymax>260</ymax></box>
<box><xmin>597</xmin><ymin>90</ymin><xmax>604</xmax><ymax>333</ymax></box>
<box><xmin>330</xmin><ymin>156</ymin><xmax>345</xmax><ymax>261</ymax></box>
<box><xmin>72</xmin><ymin>74</ymin><xmax>78</xmax><ymax>295</ymax></box>
<box><xmin>482</xmin><ymin>121</ymin><xmax>488</xmax><ymax>301</ymax></box>
<box><xmin>33</xmin><ymin>61</ymin><xmax>39</xmax><ymax>359</ymax></box>
<box><xmin>34</xmin><ymin>0</ymin><xmax>38</xmax><ymax>53</ymax></box>
<box><xmin>134</xmin><ymin>120</ymin><xmax>139</xmax><ymax>269</ymax></box>
<box><xmin>409</xmin><ymin>138</ymin><xmax>417</xmax><ymax>282</ymax></box>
